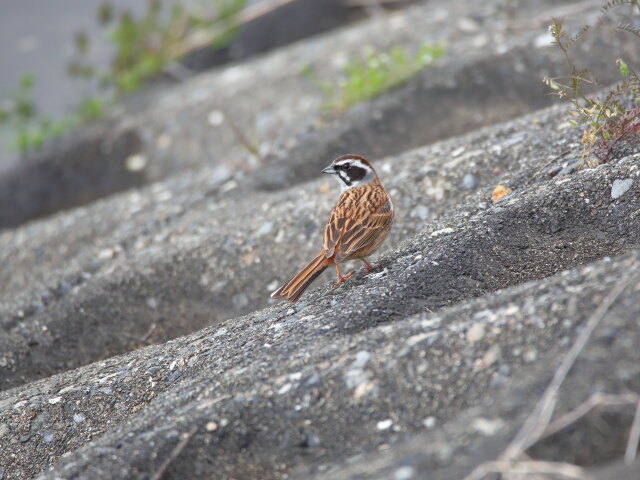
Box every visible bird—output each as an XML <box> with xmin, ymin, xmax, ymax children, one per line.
<box><xmin>271</xmin><ymin>154</ymin><xmax>394</xmax><ymax>303</ymax></box>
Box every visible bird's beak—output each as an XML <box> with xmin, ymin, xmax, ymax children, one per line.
<box><xmin>322</xmin><ymin>164</ymin><xmax>336</xmax><ymax>174</ymax></box>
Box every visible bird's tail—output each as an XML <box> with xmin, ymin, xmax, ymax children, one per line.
<box><xmin>271</xmin><ymin>251</ymin><xmax>329</xmax><ymax>303</ymax></box>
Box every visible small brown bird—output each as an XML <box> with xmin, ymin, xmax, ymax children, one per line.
<box><xmin>271</xmin><ymin>154</ymin><xmax>394</xmax><ymax>302</ymax></box>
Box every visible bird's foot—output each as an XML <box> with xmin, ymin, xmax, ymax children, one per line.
<box><xmin>360</xmin><ymin>259</ymin><xmax>381</xmax><ymax>274</ymax></box>
<box><xmin>333</xmin><ymin>272</ymin><xmax>354</xmax><ymax>286</ymax></box>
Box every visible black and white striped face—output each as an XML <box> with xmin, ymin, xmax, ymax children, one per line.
<box><xmin>322</xmin><ymin>155</ymin><xmax>377</xmax><ymax>191</ymax></box>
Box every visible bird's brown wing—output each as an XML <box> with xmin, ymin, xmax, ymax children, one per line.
<box><xmin>324</xmin><ymin>195</ymin><xmax>393</xmax><ymax>263</ymax></box>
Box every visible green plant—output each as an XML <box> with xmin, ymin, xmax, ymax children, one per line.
<box><xmin>70</xmin><ymin>0</ymin><xmax>248</xmax><ymax>95</ymax></box>
<box><xmin>304</xmin><ymin>43</ymin><xmax>445</xmax><ymax>113</ymax></box>
<box><xmin>1</xmin><ymin>0</ymin><xmax>249</xmax><ymax>156</ymax></box>
<box><xmin>544</xmin><ymin>0</ymin><xmax>640</xmax><ymax>163</ymax></box>
<box><xmin>0</xmin><ymin>75</ymin><xmax>71</xmax><ymax>154</ymax></box>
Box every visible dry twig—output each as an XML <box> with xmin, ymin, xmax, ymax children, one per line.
<box><xmin>463</xmin><ymin>270</ymin><xmax>639</xmax><ymax>480</ymax></box>
<box><xmin>150</xmin><ymin>425</ymin><xmax>198</xmax><ymax>480</ymax></box>
<box><xmin>541</xmin><ymin>392</ymin><xmax>639</xmax><ymax>441</ymax></box>
<box><xmin>464</xmin><ymin>459</ymin><xmax>584</xmax><ymax>480</ymax></box>
<box><xmin>502</xmin><ymin>272</ymin><xmax>639</xmax><ymax>460</ymax></box>
<box><xmin>625</xmin><ymin>398</ymin><xmax>640</xmax><ymax>465</ymax></box>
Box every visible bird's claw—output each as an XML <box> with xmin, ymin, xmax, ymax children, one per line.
<box><xmin>333</xmin><ymin>272</ymin><xmax>354</xmax><ymax>286</ymax></box>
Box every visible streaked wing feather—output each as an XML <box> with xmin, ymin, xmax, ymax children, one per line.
<box><xmin>334</xmin><ymin>208</ymin><xmax>393</xmax><ymax>262</ymax></box>
<box><xmin>324</xmin><ymin>214</ymin><xmax>346</xmax><ymax>257</ymax></box>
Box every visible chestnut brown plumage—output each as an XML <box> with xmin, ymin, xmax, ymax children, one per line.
<box><xmin>271</xmin><ymin>155</ymin><xmax>394</xmax><ymax>302</ymax></box>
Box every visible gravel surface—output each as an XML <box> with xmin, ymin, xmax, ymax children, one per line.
<box><xmin>1</xmin><ymin>0</ymin><xmax>640</xmax><ymax>478</ymax></box>
<box><xmin>2</xmin><ymin>0</ymin><xmax>638</xmax><ymax>228</ymax></box>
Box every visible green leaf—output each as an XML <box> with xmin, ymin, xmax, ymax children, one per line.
<box><xmin>618</xmin><ymin>58</ymin><xmax>629</xmax><ymax>77</ymax></box>
<box><xmin>20</xmin><ymin>74</ymin><xmax>35</xmax><ymax>89</ymax></box>
<box><xmin>98</xmin><ymin>2</ymin><xmax>113</xmax><ymax>25</ymax></box>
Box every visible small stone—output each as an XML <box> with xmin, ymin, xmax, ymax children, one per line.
<box><xmin>491</xmin><ymin>184</ymin><xmax>512</xmax><ymax>202</ymax></box>
<box><xmin>42</xmin><ymin>432</ymin><xmax>55</xmax><ymax>443</ymax></box>
<box><xmin>207</xmin><ymin>110</ymin><xmax>225</xmax><ymax>126</ymax></box>
<box><xmin>125</xmin><ymin>153</ymin><xmax>147</xmax><ymax>172</ymax></box>
<box><xmin>457</xmin><ymin>17</ymin><xmax>479</xmax><ymax>32</ymax></box>
<box><xmin>410</xmin><ymin>205</ymin><xmax>429</xmax><ymax>220</ymax></box>
<box><xmin>394</xmin><ymin>466</ymin><xmax>415</xmax><ymax>480</ymax></box>
<box><xmin>451</xmin><ymin>146</ymin><xmax>465</xmax><ymax>157</ymax></box>
<box><xmin>303</xmin><ymin>428</ymin><xmax>321</xmax><ymax>447</ymax></box>
<box><xmin>48</xmin><ymin>396</ymin><xmax>62</xmax><ymax>405</ymax></box>
<box><xmin>205</xmin><ymin>421</ymin><xmax>218</xmax><ymax>432</ymax></box>
<box><xmin>19</xmin><ymin>433</ymin><xmax>33</xmax><ymax>443</ymax></box>
<box><xmin>466</xmin><ymin>323</ymin><xmax>485</xmax><ymax>344</ymax></box>
<box><xmin>98</xmin><ymin>248</ymin><xmax>116</xmax><ymax>259</ymax></box>
<box><xmin>212</xmin><ymin>327</ymin><xmax>228</xmax><ymax>338</ymax></box>
<box><xmin>167</xmin><ymin>369</ymin><xmax>182</xmax><ymax>383</ymax></box>
<box><xmin>472</xmin><ymin>417</ymin><xmax>504</xmax><ymax>436</ymax></box>
<box><xmin>611</xmin><ymin>178</ymin><xmax>633</xmax><ymax>199</ymax></box>
<box><xmin>73</xmin><ymin>413</ymin><xmax>86</xmax><ymax>423</ymax></box>
<box><xmin>478</xmin><ymin>344</ymin><xmax>501</xmax><ymax>369</ymax></box>
<box><xmin>146</xmin><ymin>297</ymin><xmax>159</xmax><ymax>309</ymax></box>
<box><xmin>277</xmin><ymin>383</ymin><xmax>292</xmax><ymax>395</ymax></box>
<box><xmin>352</xmin><ymin>351</ymin><xmax>372</xmax><ymax>369</ymax></box>
<box><xmin>461</xmin><ymin>173</ymin><xmax>478</xmax><ymax>190</ymax></box>
<box><xmin>557</xmin><ymin>158</ymin><xmax>582</xmax><ymax>176</ymax></box>
<box><xmin>523</xmin><ymin>349</ymin><xmax>537</xmax><ymax>363</ymax></box>
<box><xmin>377</xmin><ymin>419</ymin><xmax>393</xmax><ymax>430</ymax></box>
<box><xmin>430</xmin><ymin>227</ymin><xmax>454</xmax><ymax>237</ymax></box>
<box><xmin>422</xmin><ymin>416</ymin><xmax>436</xmax><ymax>428</ymax></box>
<box><xmin>0</xmin><ymin>423</ymin><xmax>9</xmax><ymax>438</ymax></box>
<box><xmin>256</xmin><ymin>221</ymin><xmax>273</xmax><ymax>236</ymax></box>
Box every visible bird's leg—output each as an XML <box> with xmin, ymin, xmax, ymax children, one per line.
<box><xmin>360</xmin><ymin>258</ymin><xmax>380</xmax><ymax>273</ymax></box>
<box><xmin>333</xmin><ymin>263</ymin><xmax>354</xmax><ymax>286</ymax></box>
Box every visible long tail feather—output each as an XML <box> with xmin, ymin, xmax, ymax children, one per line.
<box><xmin>271</xmin><ymin>252</ymin><xmax>329</xmax><ymax>302</ymax></box>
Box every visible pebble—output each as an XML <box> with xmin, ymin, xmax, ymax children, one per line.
<box><xmin>207</xmin><ymin>110</ymin><xmax>225</xmax><ymax>126</ymax></box>
<box><xmin>451</xmin><ymin>146</ymin><xmax>465</xmax><ymax>157</ymax></box>
<box><xmin>125</xmin><ymin>153</ymin><xmax>147</xmax><ymax>172</ymax></box>
<box><xmin>303</xmin><ymin>428</ymin><xmax>321</xmax><ymax>447</ymax></box>
<box><xmin>523</xmin><ymin>349</ymin><xmax>537</xmax><ymax>363</ymax></box>
<box><xmin>167</xmin><ymin>369</ymin><xmax>182</xmax><ymax>383</ymax></box>
<box><xmin>377</xmin><ymin>419</ymin><xmax>393</xmax><ymax>430</ymax></box>
<box><xmin>256</xmin><ymin>221</ymin><xmax>273</xmax><ymax>236</ymax></box>
<box><xmin>394</xmin><ymin>466</ymin><xmax>415</xmax><ymax>480</ymax></box>
<box><xmin>0</xmin><ymin>423</ymin><xmax>9</xmax><ymax>438</ymax></box>
<box><xmin>212</xmin><ymin>327</ymin><xmax>228</xmax><ymax>338</ymax></box>
<box><xmin>73</xmin><ymin>413</ymin><xmax>86</xmax><ymax>424</ymax></box>
<box><xmin>422</xmin><ymin>416</ymin><xmax>436</xmax><ymax>428</ymax></box>
<box><xmin>205</xmin><ymin>421</ymin><xmax>218</xmax><ymax>432</ymax></box>
<box><xmin>557</xmin><ymin>158</ymin><xmax>582</xmax><ymax>177</ymax></box>
<box><xmin>277</xmin><ymin>383</ymin><xmax>292</xmax><ymax>395</ymax></box>
<box><xmin>461</xmin><ymin>173</ymin><xmax>478</xmax><ymax>190</ymax></box>
<box><xmin>146</xmin><ymin>297</ymin><xmax>159</xmax><ymax>309</ymax></box>
<box><xmin>430</xmin><ymin>227</ymin><xmax>454</xmax><ymax>237</ymax></box>
<box><xmin>351</xmin><ymin>351</ymin><xmax>372</xmax><ymax>369</ymax></box>
<box><xmin>410</xmin><ymin>205</ymin><xmax>429</xmax><ymax>220</ymax></box>
<box><xmin>472</xmin><ymin>417</ymin><xmax>504</xmax><ymax>436</ymax></box>
<box><xmin>466</xmin><ymin>323</ymin><xmax>485</xmax><ymax>344</ymax></box>
<box><xmin>611</xmin><ymin>178</ymin><xmax>633</xmax><ymax>199</ymax></box>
